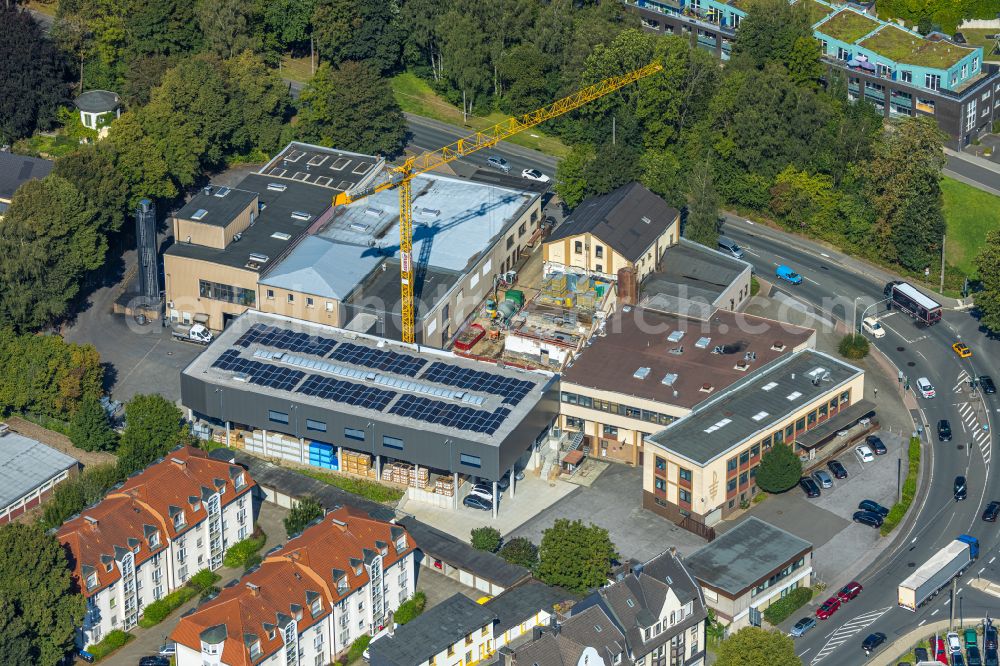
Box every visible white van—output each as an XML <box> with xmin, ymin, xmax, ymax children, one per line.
<box><xmin>862</xmin><ymin>317</ymin><xmax>886</xmax><ymax>338</ymax></box>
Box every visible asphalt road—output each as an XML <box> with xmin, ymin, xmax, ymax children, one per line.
<box><xmin>945</xmin><ymin>155</ymin><xmax>1000</xmax><ymax>195</ymax></box>
<box><xmin>722</xmin><ymin>218</ymin><xmax>1000</xmax><ymax>665</ymax></box>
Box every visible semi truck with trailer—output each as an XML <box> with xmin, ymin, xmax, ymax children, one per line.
<box><xmin>898</xmin><ymin>535</ymin><xmax>979</xmax><ymax>611</ymax></box>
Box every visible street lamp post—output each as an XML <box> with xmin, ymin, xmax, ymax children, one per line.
<box><xmin>856</xmin><ymin>297</ymin><xmax>891</xmax><ymax>334</ymax></box>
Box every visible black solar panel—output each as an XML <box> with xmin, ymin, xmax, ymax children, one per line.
<box><xmin>297</xmin><ymin>374</ymin><xmax>396</xmax><ymax>411</ymax></box>
<box><xmin>211</xmin><ymin>349</ymin><xmax>305</xmax><ymax>391</ymax></box>
<box><xmin>423</xmin><ymin>361</ymin><xmax>534</xmax><ymax>405</ymax></box>
<box><xmin>234</xmin><ymin>323</ymin><xmax>337</xmax><ymax>357</ymax></box>
<box><xmin>388</xmin><ymin>394</ymin><xmax>510</xmax><ymax>435</ymax></box>
<box><xmin>328</xmin><ymin>342</ymin><xmax>427</xmax><ymax>377</ymax></box>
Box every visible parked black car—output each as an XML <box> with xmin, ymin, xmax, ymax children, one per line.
<box><xmin>956</xmin><ymin>476</ymin><xmax>968</xmax><ymax>501</ymax></box>
<box><xmin>463</xmin><ymin>495</ymin><xmax>492</xmax><ymax>511</ymax></box>
<box><xmin>984</xmin><ymin>502</ymin><xmax>1000</xmax><ymax>522</ymax></box>
<box><xmin>913</xmin><ymin>647</ymin><xmax>929</xmax><ymax>661</ymax></box>
<box><xmin>866</xmin><ymin>435</ymin><xmax>887</xmax><ymax>455</ymax></box>
<box><xmin>986</xmin><ymin>623</ymin><xmax>997</xmax><ymax>650</ymax></box>
<box><xmin>862</xmin><ymin>632</ymin><xmax>887</xmax><ymax>654</ymax></box>
<box><xmin>828</xmin><ymin>459</ymin><xmax>849</xmax><ymax>479</ymax></box>
<box><xmin>800</xmin><ymin>476</ymin><xmax>821</xmax><ymax>498</ymax></box>
<box><xmin>969</xmin><ymin>646</ymin><xmax>984</xmax><ymax>666</ymax></box>
<box><xmin>853</xmin><ymin>511</ymin><xmax>884</xmax><ymax>528</ymax></box>
<box><xmin>981</xmin><ymin>375</ymin><xmax>997</xmax><ymax>394</ymax></box>
<box><xmin>938</xmin><ymin>419</ymin><xmax>953</xmax><ymax>442</ymax></box>
<box><xmin>858</xmin><ymin>499</ymin><xmax>890</xmax><ymax>517</ymax></box>
<box><xmin>986</xmin><ymin>648</ymin><xmax>999</xmax><ymax>666</ymax></box>
<box><xmin>139</xmin><ymin>658</ymin><xmax>170</xmax><ymax>666</ymax></box>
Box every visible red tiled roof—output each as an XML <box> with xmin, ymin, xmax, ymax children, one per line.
<box><xmin>171</xmin><ymin>507</ymin><xmax>416</xmax><ymax>666</ymax></box>
<box><xmin>57</xmin><ymin>446</ymin><xmax>255</xmax><ymax>597</ymax></box>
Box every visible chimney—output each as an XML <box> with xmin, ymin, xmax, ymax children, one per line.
<box><xmin>532</xmin><ymin>626</ymin><xmax>543</xmax><ymax>641</ymax></box>
<box><xmin>669</xmin><ymin>546</ymin><xmax>678</xmax><ymax>557</ymax></box>
<box><xmin>771</xmin><ymin>341</ymin><xmax>785</xmax><ymax>351</ymax></box>
<box><xmin>699</xmin><ymin>383</ymin><xmax>714</xmax><ymax>393</ymax></box>
<box><xmin>246</xmin><ymin>582</ymin><xmax>260</xmax><ymax>596</ymax></box>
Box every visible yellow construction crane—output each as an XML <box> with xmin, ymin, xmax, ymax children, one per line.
<box><xmin>334</xmin><ymin>61</ymin><xmax>663</xmax><ymax>344</ymax></box>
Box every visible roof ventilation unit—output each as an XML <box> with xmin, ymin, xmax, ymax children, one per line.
<box><xmin>267</xmin><ymin>183</ymin><xmax>287</xmax><ymax>192</ymax></box>
<box><xmin>771</xmin><ymin>341</ymin><xmax>785</xmax><ymax>351</ymax></box>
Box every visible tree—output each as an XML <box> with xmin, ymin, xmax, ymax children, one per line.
<box><xmin>224</xmin><ymin>51</ymin><xmax>293</xmax><ymax>156</ymax></box>
<box><xmin>730</xmin><ymin>0</ymin><xmax>817</xmax><ymax>79</ymax></box>
<box><xmin>754</xmin><ymin>443</ymin><xmax>802</xmax><ymax>493</ymax></box>
<box><xmin>535</xmin><ymin>519</ymin><xmax>617</xmax><ymax>593</ymax></box>
<box><xmin>0</xmin><ymin>523</ymin><xmax>86</xmax><ymax>665</ymax></box>
<box><xmin>0</xmin><ymin>176</ymin><xmax>104</xmax><ymax>331</ymax></box>
<box><xmin>116</xmin><ymin>394</ymin><xmax>189</xmax><ymax>476</ymax></box>
<box><xmin>863</xmin><ymin>117</ymin><xmax>946</xmax><ymax>271</ymax></box>
<box><xmin>583</xmin><ymin>143</ymin><xmax>642</xmax><ymax>200</ymax></box>
<box><xmin>715</xmin><ymin>627</ymin><xmax>800</xmax><ymax>666</ymax></box>
<box><xmin>470</xmin><ymin>526</ymin><xmax>502</xmax><ymax>553</ymax></box>
<box><xmin>0</xmin><ymin>6</ymin><xmax>68</xmax><ymax>144</ymax></box>
<box><xmin>974</xmin><ymin>230</ymin><xmax>1000</xmax><ymax>334</ymax></box>
<box><xmin>296</xmin><ymin>61</ymin><xmax>407</xmax><ymax>156</ymax></box>
<box><xmin>0</xmin><ymin>329</ymin><xmax>103</xmax><ymax>418</ymax></box>
<box><xmin>555</xmin><ymin>145</ymin><xmax>594</xmax><ymax>209</ymax></box>
<box><xmin>53</xmin><ymin>143</ymin><xmax>130</xmax><ymax>236</ymax></box>
<box><xmin>284</xmin><ymin>496</ymin><xmax>325</xmax><ymax>537</ymax></box>
<box><xmin>768</xmin><ymin>166</ymin><xmax>837</xmax><ymax>233</ymax></box>
<box><xmin>311</xmin><ymin>0</ymin><xmax>402</xmax><ymax>72</ymax></box>
<box><xmin>684</xmin><ymin>159</ymin><xmax>721</xmax><ymax>246</ymax></box>
<box><xmin>196</xmin><ymin>0</ymin><xmax>254</xmax><ymax>59</ymax></box>
<box><xmin>498</xmin><ymin>536</ymin><xmax>539</xmax><ymax>569</ymax></box>
<box><xmin>68</xmin><ymin>396</ymin><xmax>118</xmax><ymax>452</ymax></box>
<box><xmin>41</xmin><ymin>464</ymin><xmax>120</xmax><ymax>529</ymax></box>
<box><xmin>838</xmin><ymin>333</ymin><xmax>870</xmax><ymax>359</ymax></box>
<box><xmin>640</xmin><ymin>149</ymin><xmax>684</xmax><ymax>206</ymax></box>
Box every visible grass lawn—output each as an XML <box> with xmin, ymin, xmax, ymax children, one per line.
<box><xmin>942</xmin><ymin>176</ymin><xmax>1000</xmax><ymax>277</ymax></box>
<box><xmin>861</xmin><ymin>25</ymin><xmax>974</xmax><ymax>69</ymax></box>
<box><xmin>390</xmin><ymin>72</ymin><xmax>570</xmax><ymax>158</ymax></box>
<box><xmin>961</xmin><ymin>29</ymin><xmax>1000</xmax><ymax>63</ymax></box>
<box><xmin>24</xmin><ymin>0</ymin><xmax>56</xmax><ymax>16</ymax></box>
<box><xmin>820</xmin><ymin>9</ymin><xmax>880</xmax><ymax>44</ymax></box>
<box><xmin>280</xmin><ymin>54</ymin><xmax>315</xmax><ymax>84</ymax></box>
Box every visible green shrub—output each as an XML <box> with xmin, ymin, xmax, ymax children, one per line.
<box><xmin>881</xmin><ymin>437</ymin><xmax>921</xmax><ymax>536</ymax></box>
<box><xmin>838</xmin><ymin>333</ymin><xmax>870</xmax><ymax>359</ymax></box>
<box><xmin>299</xmin><ymin>469</ymin><xmax>405</xmax><ymax>503</ymax></box>
<box><xmin>762</xmin><ymin>587</ymin><xmax>813</xmax><ymax>625</ymax></box>
<box><xmin>395</xmin><ymin>591</ymin><xmax>427</xmax><ymax>625</ymax></box>
<box><xmin>189</xmin><ymin>568</ymin><xmax>222</xmax><ymax>592</ymax></box>
<box><xmin>223</xmin><ymin>531</ymin><xmax>267</xmax><ymax>569</ymax></box>
<box><xmin>139</xmin><ymin>586</ymin><xmax>198</xmax><ymax>627</ymax></box>
<box><xmin>750</xmin><ymin>276</ymin><xmax>761</xmax><ymax>296</ymax></box>
<box><xmin>470</xmin><ymin>526</ymin><xmax>502</xmax><ymax>553</ymax></box>
<box><xmin>347</xmin><ymin>635</ymin><xmax>372</xmax><ymax>663</ymax></box>
<box><xmin>85</xmin><ymin>629</ymin><xmax>133</xmax><ymax>660</ymax></box>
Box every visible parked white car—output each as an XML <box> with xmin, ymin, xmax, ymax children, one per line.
<box><xmin>855</xmin><ymin>444</ymin><xmax>875</xmax><ymax>464</ymax></box>
<box><xmin>862</xmin><ymin>317</ymin><xmax>886</xmax><ymax>339</ymax></box>
<box><xmin>916</xmin><ymin>377</ymin><xmax>936</xmax><ymax>399</ymax></box>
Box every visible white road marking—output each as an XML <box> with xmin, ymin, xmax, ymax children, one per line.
<box><xmin>990</xmin><ymin>556</ymin><xmax>997</xmax><ymax>564</ymax></box>
<box><xmin>743</xmin><ymin>249</ymin><xmax>760</xmax><ymax>257</ymax></box>
<box><xmin>810</xmin><ymin>608</ymin><xmax>892</xmax><ymax>665</ymax></box>
<box><xmin>820</xmin><ymin>253</ymin><xmax>830</xmax><ymax>258</ymax></box>
<box><xmin>803</xmin><ymin>275</ymin><xmax>820</xmax><ymax>285</ymax></box>
<box><xmin>980</xmin><ymin>567</ymin><xmax>987</xmax><ymax>575</ymax></box>
<box><xmin>919</xmin><ymin>619</ymin><xmax>927</xmax><ymax>626</ymax></box>
<box><xmin>932</xmin><ymin>609</ymin><xmax>940</xmax><ymax>615</ymax></box>
<box><xmin>799</xmin><ymin>648</ymin><xmax>813</xmax><ymax>657</ymax></box>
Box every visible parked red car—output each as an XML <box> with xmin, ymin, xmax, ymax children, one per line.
<box><xmin>816</xmin><ymin>596</ymin><xmax>842</xmax><ymax>620</ymax></box>
<box><xmin>933</xmin><ymin>637</ymin><xmax>948</xmax><ymax>664</ymax></box>
<box><xmin>837</xmin><ymin>581</ymin><xmax>863</xmax><ymax>603</ymax></box>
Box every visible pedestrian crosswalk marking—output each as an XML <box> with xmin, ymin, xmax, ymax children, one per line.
<box><xmin>810</xmin><ymin>607</ymin><xmax>892</xmax><ymax>665</ymax></box>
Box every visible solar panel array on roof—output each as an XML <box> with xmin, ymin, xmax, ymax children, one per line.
<box><xmin>235</xmin><ymin>323</ymin><xmax>338</xmax><ymax>357</ymax></box>
<box><xmin>297</xmin><ymin>375</ymin><xmax>396</xmax><ymax>411</ymax></box>
<box><xmin>388</xmin><ymin>395</ymin><xmax>511</xmax><ymax>435</ymax></box>
<box><xmin>329</xmin><ymin>342</ymin><xmax>427</xmax><ymax>377</ymax></box>
<box><xmin>423</xmin><ymin>362</ymin><xmax>534</xmax><ymax>405</ymax></box>
<box><xmin>211</xmin><ymin>349</ymin><xmax>305</xmax><ymax>390</ymax></box>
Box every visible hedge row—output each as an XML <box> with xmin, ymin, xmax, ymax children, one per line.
<box><xmin>223</xmin><ymin>530</ymin><xmax>267</xmax><ymax>569</ymax></box>
<box><xmin>300</xmin><ymin>469</ymin><xmax>404</xmax><ymax>503</ymax></box>
<box><xmin>85</xmin><ymin>629</ymin><xmax>133</xmax><ymax>661</ymax></box>
<box><xmin>138</xmin><ymin>568</ymin><xmax>221</xmax><ymax>628</ymax></box>
<box><xmin>880</xmin><ymin>436</ymin><xmax>921</xmax><ymax>536</ymax></box>
<box><xmin>762</xmin><ymin>587</ymin><xmax>814</xmax><ymax>625</ymax></box>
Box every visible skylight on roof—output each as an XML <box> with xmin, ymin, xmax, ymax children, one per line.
<box><xmin>267</xmin><ymin>183</ymin><xmax>287</xmax><ymax>192</ymax></box>
<box><xmin>633</xmin><ymin>367</ymin><xmax>651</xmax><ymax>380</ymax></box>
<box><xmin>667</xmin><ymin>330</ymin><xmax>685</xmax><ymax>343</ymax></box>
<box><xmin>214</xmin><ymin>187</ymin><xmax>231</xmax><ymax>197</ymax></box>
<box><xmin>704</xmin><ymin>418</ymin><xmax>732</xmax><ymax>434</ymax></box>
<box><xmin>695</xmin><ymin>336</ymin><xmax>711</xmax><ymax>349</ymax></box>
<box><xmin>661</xmin><ymin>373</ymin><xmax>678</xmax><ymax>386</ymax></box>
<box><xmin>271</xmin><ymin>232</ymin><xmax>292</xmax><ymax>241</ymax></box>
<box><xmin>290</xmin><ymin>211</ymin><xmax>312</xmax><ymax>221</ymax></box>
<box><xmin>787</xmin><ymin>391</ymin><xmax>803</xmax><ymax>401</ymax></box>
<box><xmin>762</xmin><ymin>381</ymin><xmax>778</xmax><ymax>391</ymax></box>
<box><xmin>191</xmin><ymin>209</ymin><xmax>208</xmax><ymax>221</ymax></box>
<box><xmin>752</xmin><ymin>411</ymin><xmax>769</xmax><ymax>422</ymax></box>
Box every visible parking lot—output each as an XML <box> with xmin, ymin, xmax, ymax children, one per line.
<box><xmin>728</xmin><ymin>428</ymin><xmax>907</xmax><ymax>585</ymax></box>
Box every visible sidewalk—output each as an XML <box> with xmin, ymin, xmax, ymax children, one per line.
<box><xmin>871</xmin><ymin>618</ymin><xmax>986</xmax><ymax>666</ymax></box>
<box><xmin>944</xmin><ymin>147</ymin><xmax>1000</xmax><ymax>196</ymax></box>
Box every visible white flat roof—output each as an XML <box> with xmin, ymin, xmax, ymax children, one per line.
<box><xmin>895</xmin><ymin>282</ymin><xmax>941</xmax><ymax>311</ymax></box>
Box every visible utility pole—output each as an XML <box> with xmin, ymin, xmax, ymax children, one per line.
<box><xmin>897</xmin><ymin>457</ymin><xmax>902</xmax><ymax>503</ymax></box>
<box><xmin>310</xmin><ymin>36</ymin><xmax>315</xmax><ymax>75</ymax></box>
<box><xmin>463</xmin><ymin>90</ymin><xmax>467</xmax><ymax>124</ymax></box>
<box><xmin>612</xmin><ymin>115</ymin><xmax>616</xmax><ymax>146</ymax></box>
<box><xmin>950</xmin><ymin>578</ymin><xmax>957</xmax><ymax>629</ymax></box>
<box><xmin>940</xmin><ymin>234</ymin><xmax>947</xmax><ymax>293</ymax></box>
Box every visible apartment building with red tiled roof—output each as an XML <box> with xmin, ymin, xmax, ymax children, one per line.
<box><xmin>58</xmin><ymin>446</ymin><xmax>256</xmax><ymax>646</ymax></box>
<box><xmin>171</xmin><ymin>506</ymin><xmax>416</xmax><ymax>666</ymax></box>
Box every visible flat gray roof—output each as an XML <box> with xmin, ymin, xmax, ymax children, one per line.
<box><xmin>640</xmin><ymin>239</ymin><xmax>752</xmax><ymax>319</ymax></box>
<box><xmin>258</xmin><ymin>236</ymin><xmax>383</xmax><ymax>300</ymax></box>
<box><xmin>175</xmin><ymin>187</ymin><xmax>257</xmax><ymax>228</ymax></box>
<box><xmin>0</xmin><ymin>432</ymin><xmax>78</xmax><ymax>508</ymax></box>
<box><xmin>184</xmin><ymin>311</ymin><xmax>555</xmax><ymax>445</ymax></box>
<box><xmin>646</xmin><ymin>349</ymin><xmax>862</xmax><ymax>465</ymax></box>
<box><xmin>685</xmin><ymin>517</ymin><xmax>812</xmax><ymax>596</ymax></box>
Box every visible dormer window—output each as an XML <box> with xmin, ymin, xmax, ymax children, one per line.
<box><xmin>249</xmin><ymin>641</ymin><xmax>261</xmax><ymax>659</ymax></box>
<box><xmin>149</xmin><ymin>532</ymin><xmax>160</xmax><ymax>549</ymax></box>
<box><xmin>395</xmin><ymin>536</ymin><xmax>407</xmax><ymax>552</ymax></box>
<box><xmin>613</xmin><ymin>653</ymin><xmax>622</xmax><ymax>665</ymax></box>
<box><xmin>311</xmin><ymin>598</ymin><xmax>322</xmax><ymax>615</ymax></box>
<box><xmin>174</xmin><ymin>511</ymin><xmax>186</xmax><ymax>529</ymax></box>
<box><xmin>380</xmin><ymin>546</ymin><xmax>388</xmax><ymax>556</ymax></box>
<box><xmin>267</xmin><ymin>628</ymin><xmax>276</xmax><ymax>640</ymax></box>
<box><xmin>235</xmin><ymin>473</ymin><xmax>246</xmax><ymax>489</ymax></box>
<box><xmin>86</xmin><ymin>572</ymin><xmax>98</xmax><ymax>589</ymax></box>
<box><xmin>337</xmin><ymin>577</ymin><xmax>348</xmax><ymax>594</ymax></box>
<box><xmin>104</xmin><ymin>562</ymin><xmax>113</xmax><ymax>573</ymax></box>
<box><xmin>132</xmin><ymin>545</ymin><xmax>140</xmax><ymax>554</ymax></box>
<box><xmin>354</xmin><ymin>565</ymin><xmax>362</xmax><ymax>576</ymax></box>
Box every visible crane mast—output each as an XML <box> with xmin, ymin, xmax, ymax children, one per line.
<box><xmin>334</xmin><ymin>62</ymin><xmax>663</xmax><ymax>344</ymax></box>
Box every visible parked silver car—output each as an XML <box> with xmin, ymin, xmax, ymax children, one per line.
<box><xmin>811</xmin><ymin>469</ymin><xmax>834</xmax><ymax>489</ymax></box>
